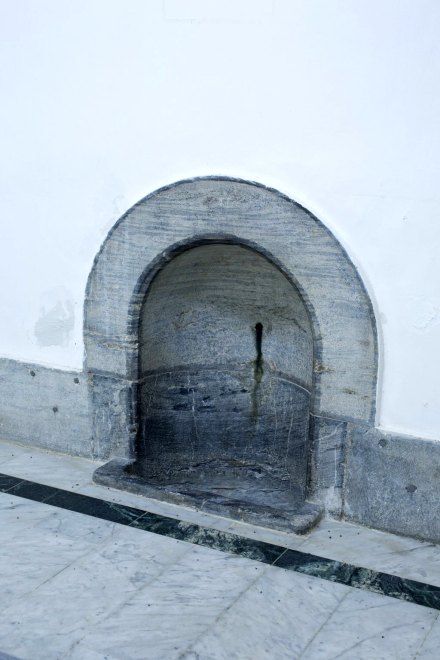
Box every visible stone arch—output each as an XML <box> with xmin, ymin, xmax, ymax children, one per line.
<box><xmin>85</xmin><ymin>177</ymin><xmax>378</xmax><ymax>517</ymax></box>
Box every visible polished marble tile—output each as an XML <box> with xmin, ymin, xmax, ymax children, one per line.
<box><xmin>1</xmin><ymin>484</ymin><xmax>439</xmax><ymax>660</ymax></box>
<box><xmin>0</xmin><ymin>524</ymin><xmax>191</xmax><ymax>660</ymax></box>
<box><xmin>274</xmin><ymin>548</ymin><xmax>355</xmax><ymax>583</ymax></box>
<box><xmin>68</xmin><ymin>484</ymin><xmax>440</xmax><ymax>587</ymax></box>
<box><xmin>67</xmin><ymin>545</ymin><xmax>267</xmax><ymax>660</ymax></box>
<box><xmin>31</xmin><ymin>503</ymin><xmax>119</xmax><ymax>547</ymax></box>
<box><xmin>183</xmin><ymin>563</ymin><xmax>349</xmax><ymax>659</ymax></box>
<box><xmin>415</xmin><ymin>612</ymin><xmax>440</xmax><ymax>658</ymax></box>
<box><xmin>0</xmin><ymin>497</ymin><xmax>115</xmax><ymax>612</ymax></box>
<box><xmin>0</xmin><ymin>445</ymin><xmax>99</xmax><ymax>491</ymax></box>
<box><xmin>0</xmin><ymin>491</ymin><xmax>119</xmax><ymax>552</ymax></box>
<box><xmin>0</xmin><ymin>439</ymin><xmax>39</xmax><ymax>464</ymax></box>
<box><xmin>274</xmin><ymin>548</ymin><xmax>440</xmax><ymax>610</ymax></box>
<box><xmin>302</xmin><ymin>518</ymin><xmax>440</xmax><ymax>587</ymax></box>
<box><xmin>365</xmin><ymin>541</ymin><xmax>440</xmax><ymax>590</ymax></box>
<box><xmin>300</xmin><ymin>587</ymin><xmax>438</xmax><ymax>659</ymax></box>
<box><xmin>0</xmin><ymin>492</ymin><xmax>58</xmax><ymax>536</ymax></box>
<box><xmin>349</xmin><ymin>567</ymin><xmax>440</xmax><ymax>610</ymax></box>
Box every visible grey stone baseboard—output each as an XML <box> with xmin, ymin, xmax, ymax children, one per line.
<box><xmin>1</xmin><ymin>355</ymin><xmax>439</xmax><ymax>543</ymax></box>
<box><xmin>0</xmin><ymin>357</ymin><xmax>93</xmax><ymax>457</ymax></box>
<box><xmin>344</xmin><ymin>425</ymin><xmax>440</xmax><ymax>544</ymax></box>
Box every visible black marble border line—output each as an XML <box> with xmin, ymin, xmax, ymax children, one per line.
<box><xmin>1</xmin><ymin>472</ymin><xmax>439</xmax><ymax>611</ymax></box>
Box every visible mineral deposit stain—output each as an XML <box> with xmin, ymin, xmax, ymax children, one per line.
<box><xmin>251</xmin><ymin>322</ymin><xmax>264</xmax><ymax>421</ymax></box>
<box><xmin>254</xmin><ymin>322</ymin><xmax>264</xmax><ymax>383</ymax></box>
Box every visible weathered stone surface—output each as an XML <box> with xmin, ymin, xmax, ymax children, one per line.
<box><xmin>0</xmin><ymin>358</ymin><xmax>137</xmax><ymax>461</ymax></box>
<box><xmin>344</xmin><ymin>425</ymin><xmax>440</xmax><ymax>543</ymax></box>
<box><xmin>83</xmin><ymin>177</ymin><xmax>379</xmax><ymax>533</ymax></box>
<box><xmin>308</xmin><ymin>415</ymin><xmax>348</xmax><ymax>516</ymax></box>
<box><xmin>134</xmin><ymin>243</ymin><xmax>314</xmax><ymax>523</ymax></box>
<box><xmin>139</xmin><ymin>244</ymin><xmax>313</xmax><ymax>385</ymax></box>
<box><xmin>94</xmin><ymin>457</ymin><xmax>323</xmax><ymax>534</ymax></box>
<box><xmin>0</xmin><ymin>357</ymin><xmax>92</xmax><ymax>457</ymax></box>
<box><xmin>309</xmin><ymin>416</ymin><xmax>347</xmax><ymax>489</ymax></box>
<box><xmin>85</xmin><ymin>177</ymin><xmax>378</xmax><ymax>424</ymax></box>
<box><xmin>138</xmin><ymin>368</ymin><xmax>310</xmax><ymax>502</ymax></box>
<box><xmin>89</xmin><ymin>373</ymin><xmax>137</xmax><ymax>460</ymax></box>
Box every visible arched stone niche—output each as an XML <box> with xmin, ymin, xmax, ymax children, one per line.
<box><xmin>87</xmin><ymin>177</ymin><xmax>378</xmax><ymax>527</ymax></box>
<box><xmin>135</xmin><ymin>242</ymin><xmax>318</xmax><ymax>530</ymax></box>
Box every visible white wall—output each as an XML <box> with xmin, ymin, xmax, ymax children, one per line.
<box><xmin>0</xmin><ymin>0</ymin><xmax>439</xmax><ymax>440</ymax></box>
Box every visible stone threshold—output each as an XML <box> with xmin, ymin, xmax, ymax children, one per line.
<box><xmin>94</xmin><ymin>457</ymin><xmax>323</xmax><ymax>535</ymax></box>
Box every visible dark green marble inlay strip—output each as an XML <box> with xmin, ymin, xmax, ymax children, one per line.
<box><xmin>273</xmin><ymin>550</ymin><xmax>440</xmax><ymax>610</ymax></box>
<box><xmin>0</xmin><ymin>471</ymin><xmax>439</xmax><ymax>611</ymax></box>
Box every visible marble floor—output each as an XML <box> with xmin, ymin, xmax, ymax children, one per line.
<box><xmin>0</xmin><ymin>438</ymin><xmax>439</xmax><ymax>659</ymax></box>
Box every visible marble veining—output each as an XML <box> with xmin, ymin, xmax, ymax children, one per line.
<box><xmin>67</xmin><ymin>546</ymin><xmax>267</xmax><ymax>660</ymax></box>
<box><xmin>1</xmin><ymin>489</ymin><xmax>439</xmax><ymax>660</ymax></box>
<box><xmin>0</xmin><ymin>447</ymin><xmax>96</xmax><ymax>490</ymax></box>
<box><xmin>1</xmin><ymin>471</ymin><xmax>440</xmax><ymax>612</ymax></box>
<box><xmin>274</xmin><ymin>549</ymin><xmax>440</xmax><ymax>610</ymax></box>
<box><xmin>0</xmin><ymin>515</ymin><xmax>190</xmax><ymax>659</ymax></box>
<box><xmin>300</xmin><ymin>588</ymin><xmax>438</xmax><ymax>660</ymax></box>
<box><xmin>413</xmin><ymin>613</ymin><xmax>440</xmax><ymax>659</ymax></box>
<box><xmin>181</xmin><ymin>564</ymin><xmax>349</xmax><ymax>659</ymax></box>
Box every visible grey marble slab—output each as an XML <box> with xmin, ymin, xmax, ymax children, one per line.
<box><xmin>67</xmin><ymin>545</ymin><xmax>267</xmax><ymax>660</ymax></box>
<box><xmin>0</xmin><ymin>496</ymin><xmax>114</xmax><ymax>612</ymax></box>
<box><xmin>1</xmin><ymin>488</ymin><xmax>440</xmax><ymax>660</ymax></box>
<box><xmin>300</xmin><ymin>587</ymin><xmax>438</xmax><ymax>659</ymax></box>
<box><xmin>345</xmin><ymin>425</ymin><xmax>440</xmax><ymax>544</ymax></box>
<box><xmin>0</xmin><ymin>450</ymin><xmax>97</xmax><ymax>491</ymax></box>
<box><xmin>0</xmin><ymin>492</ymin><xmax>55</xmax><ymax>537</ymax></box>
<box><xmin>30</xmin><ymin>501</ymin><xmax>120</xmax><ymax>546</ymax></box>
<box><xmin>415</xmin><ymin>612</ymin><xmax>440</xmax><ymax>658</ymax></box>
<box><xmin>182</xmin><ymin>564</ymin><xmax>349</xmax><ymax>659</ymax></box>
<box><xmin>0</xmin><ymin>439</ymin><xmax>41</xmax><ymax>464</ymax></box>
<box><xmin>0</xmin><ymin>525</ymin><xmax>191</xmax><ymax>660</ymax></box>
<box><xmin>0</xmin><ymin>490</ymin><xmax>119</xmax><ymax>548</ymax></box>
<box><xmin>301</xmin><ymin>518</ymin><xmax>440</xmax><ymax>587</ymax></box>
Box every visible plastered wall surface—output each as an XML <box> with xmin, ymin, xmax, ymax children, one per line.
<box><xmin>0</xmin><ymin>0</ymin><xmax>439</xmax><ymax>441</ymax></box>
